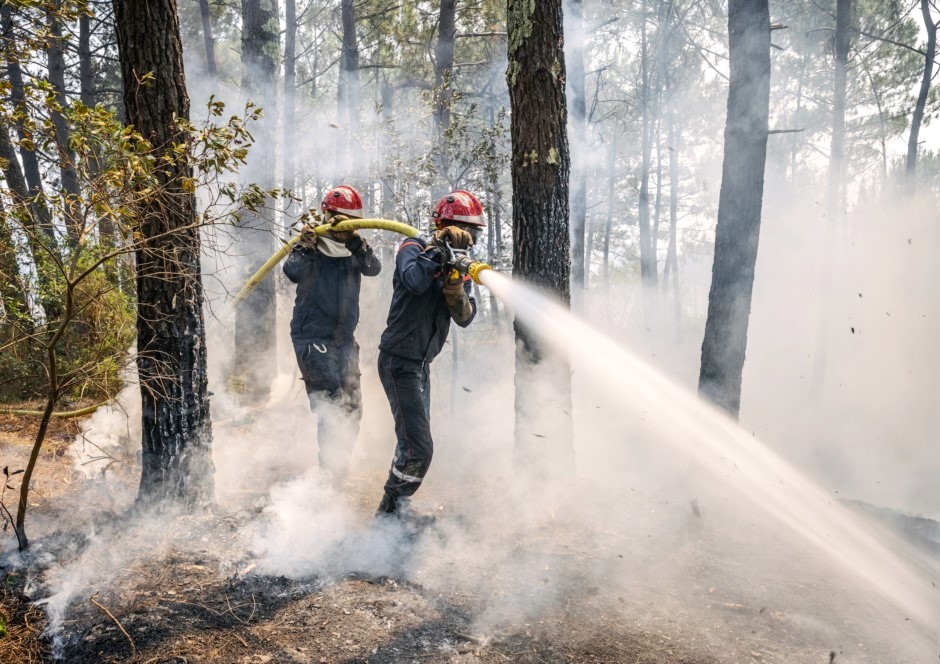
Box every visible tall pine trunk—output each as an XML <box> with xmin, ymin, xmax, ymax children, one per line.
<box><xmin>235</xmin><ymin>0</ymin><xmax>279</xmax><ymax>402</ymax></box>
<box><xmin>566</xmin><ymin>0</ymin><xmax>588</xmax><ymax>310</ymax></box>
<box><xmin>434</xmin><ymin>0</ymin><xmax>456</xmax><ymax>196</ymax></box>
<box><xmin>198</xmin><ymin>0</ymin><xmax>217</xmax><ymax>78</ymax></box>
<box><xmin>698</xmin><ymin>0</ymin><xmax>771</xmax><ymax>418</ymax></box>
<box><xmin>508</xmin><ymin>0</ymin><xmax>574</xmax><ymax>479</ymax></box>
<box><xmin>337</xmin><ymin>0</ymin><xmax>360</xmax><ymax>176</ymax></box>
<box><xmin>46</xmin><ymin>1</ymin><xmax>81</xmax><ymax>245</ymax></box>
<box><xmin>113</xmin><ymin>0</ymin><xmax>214</xmax><ymax>504</ymax></box>
<box><xmin>906</xmin><ymin>0</ymin><xmax>937</xmax><ymax>188</ymax></box>
<box><xmin>283</xmin><ymin>0</ymin><xmax>297</xmax><ymax>198</ymax></box>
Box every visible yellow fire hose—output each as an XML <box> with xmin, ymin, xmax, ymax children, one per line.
<box><xmin>226</xmin><ymin>218</ymin><xmax>492</xmax><ymax>312</ymax></box>
<box><xmin>0</xmin><ymin>403</ymin><xmax>106</xmax><ymax>418</ymax></box>
<box><xmin>3</xmin><ymin>220</ymin><xmax>492</xmax><ymax>420</ymax></box>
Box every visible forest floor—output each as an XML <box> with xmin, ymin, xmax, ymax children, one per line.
<box><xmin>0</xmin><ymin>408</ymin><xmax>932</xmax><ymax>663</ymax></box>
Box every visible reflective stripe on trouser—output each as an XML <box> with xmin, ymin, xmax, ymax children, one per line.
<box><xmin>294</xmin><ymin>340</ymin><xmax>362</xmax><ymax>477</ymax></box>
<box><xmin>378</xmin><ymin>350</ymin><xmax>432</xmax><ymax>500</ymax></box>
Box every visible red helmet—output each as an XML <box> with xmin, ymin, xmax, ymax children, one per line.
<box><xmin>432</xmin><ymin>190</ymin><xmax>485</xmax><ymax>229</ymax></box>
<box><xmin>321</xmin><ymin>185</ymin><xmax>364</xmax><ymax>218</ymax></box>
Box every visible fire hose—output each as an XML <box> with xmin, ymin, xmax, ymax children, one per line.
<box><xmin>1</xmin><ymin>219</ymin><xmax>493</xmax><ymax>419</ymax></box>
<box><xmin>226</xmin><ymin>218</ymin><xmax>493</xmax><ymax>312</ymax></box>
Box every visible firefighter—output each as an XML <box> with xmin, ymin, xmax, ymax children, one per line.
<box><xmin>375</xmin><ymin>190</ymin><xmax>484</xmax><ymax>516</ymax></box>
<box><xmin>284</xmin><ymin>185</ymin><xmax>381</xmax><ymax>483</ymax></box>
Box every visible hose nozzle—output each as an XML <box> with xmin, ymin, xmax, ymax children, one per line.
<box><xmin>467</xmin><ymin>261</ymin><xmax>492</xmax><ymax>285</ymax></box>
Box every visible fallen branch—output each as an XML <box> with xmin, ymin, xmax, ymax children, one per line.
<box><xmin>90</xmin><ymin>593</ymin><xmax>137</xmax><ymax>659</ymax></box>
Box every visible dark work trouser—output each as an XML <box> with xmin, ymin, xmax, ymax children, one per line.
<box><xmin>378</xmin><ymin>350</ymin><xmax>432</xmax><ymax>510</ymax></box>
<box><xmin>293</xmin><ymin>339</ymin><xmax>362</xmax><ymax>479</ymax></box>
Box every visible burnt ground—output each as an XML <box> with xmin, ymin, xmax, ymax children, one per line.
<box><xmin>0</xmin><ymin>409</ymin><xmax>935</xmax><ymax>663</ymax></box>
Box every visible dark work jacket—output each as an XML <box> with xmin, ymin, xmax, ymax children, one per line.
<box><xmin>283</xmin><ymin>238</ymin><xmax>381</xmax><ymax>344</ymax></box>
<box><xmin>379</xmin><ymin>237</ymin><xmax>476</xmax><ymax>363</ymax></box>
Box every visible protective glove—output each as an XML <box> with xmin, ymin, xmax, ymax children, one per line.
<box><xmin>296</xmin><ymin>225</ymin><xmax>318</xmax><ymax>249</ymax></box>
<box><xmin>326</xmin><ymin>214</ymin><xmax>359</xmax><ymax>243</ymax></box>
<box><xmin>430</xmin><ymin>226</ymin><xmax>474</xmax><ymax>252</ymax></box>
<box><xmin>442</xmin><ymin>279</ymin><xmax>472</xmax><ymax>324</ymax></box>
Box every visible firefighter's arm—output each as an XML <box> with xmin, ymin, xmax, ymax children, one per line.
<box><xmin>346</xmin><ymin>234</ymin><xmax>382</xmax><ymax>277</ymax></box>
<box><xmin>283</xmin><ymin>246</ymin><xmax>314</xmax><ymax>284</ymax></box>
<box><xmin>397</xmin><ymin>239</ymin><xmax>441</xmax><ymax>294</ymax></box>
<box><xmin>443</xmin><ymin>276</ymin><xmax>476</xmax><ymax>327</ymax></box>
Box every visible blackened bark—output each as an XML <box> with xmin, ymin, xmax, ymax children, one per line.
<box><xmin>566</xmin><ymin>0</ymin><xmax>587</xmax><ymax>307</ymax></box>
<box><xmin>508</xmin><ymin>0</ymin><xmax>573</xmax><ymax>477</ymax></box>
<box><xmin>113</xmin><ymin>0</ymin><xmax>214</xmax><ymax>504</ymax></box>
<box><xmin>698</xmin><ymin>0</ymin><xmax>770</xmax><ymax>418</ymax></box>
<box><xmin>47</xmin><ymin>1</ymin><xmax>81</xmax><ymax>245</ymax></box>
<box><xmin>906</xmin><ymin>0</ymin><xmax>936</xmax><ymax>187</ymax></box>
<box><xmin>0</xmin><ymin>124</ymin><xmax>34</xmax><ymax>323</ymax></box>
<box><xmin>663</xmin><ymin>96</ymin><xmax>682</xmax><ymax>341</ymax></box>
<box><xmin>199</xmin><ymin>0</ymin><xmax>217</xmax><ymax>78</ymax></box>
<box><xmin>236</xmin><ymin>0</ymin><xmax>279</xmax><ymax>401</ymax></box>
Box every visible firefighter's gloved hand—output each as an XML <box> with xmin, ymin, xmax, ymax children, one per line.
<box><xmin>432</xmin><ymin>226</ymin><xmax>474</xmax><ymax>251</ymax></box>
<box><xmin>442</xmin><ymin>280</ymin><xmax>472</xmax><ymax>324</ymax></box>
<box><xmin>326</xmin><ymin>214</ymin><xmax>357</xmax><ymax>242</ymax></box>
<box><xmin>297</xmin><ymin>225</ymin><xmax>318</xmax><ymax>249</ymax></box>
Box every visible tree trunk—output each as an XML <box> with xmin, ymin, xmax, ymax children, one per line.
<box><xmin>338</xmin><ymin>0</ymin><xmax>360</xmax><ymax>176</ymax></box>
<box><xmin>566</xmin><ymin>0</ymin><xmax>587</xmax><ymax>310</ymax></box>
<box><xmin>283</xmin><ymin>0</ymin><xmax>296</xmax><ymax>196</ymax></box>
<box><xmin>603</xmin><ymin>143</ymin><xmax>614</xmax><ymax>294</ymax></box>
<box><xmin>906</xmin><ymin>0</ymin><xmax>936</xmax><ymax>188</ymax></box>
<box><xmin>47</xmin><ymin>1</ymin><xmax>82</xmax><ymax>245</ymax></box>
<box><xmin>697</xmin><ymin>0</ymin><xmax>770</xmax><ymax>418</ymax></box>
<box><xmin>0</xmin><ymin>157</ymin><xmax>31</xmax><ymax>325</ymax></box>
<box><xmin>198</xmin><ymin>0</ymin><xmax>217</xmax><ymax>78</ymax></box>
<box><xmin>637</xmin><ymin>0</ymin><xmax>656</xmax><ymax>288</ymax></box>
<box><xmin>113</xmin><ymin>0</ymin><xmax>214</xmax><ymax>504</ymax></box>
<box><xmin>1</xmin><ymin>5</ymin><xmax>54</xmax><ymax>244</ymax></box>
<box><xmin>236</xmin><ymin>0</ymin><xmax>279</xmax><ymax>402</ymax></box>
<box><xmin>812</xmin><ymin>0</ymin><xmax>851</xmax><ymax>388</ymax></box>
<box><xmin>434</xmin><ymin>0</ymin><xmax>456</xmax><ymax>195</ymax></box>
<box><xmin>663</xmin><ymin>97</ymin><xmax>682</xmax><ymax>341</ymax></box>
<box><xmin>508</xmin><ymin>0</ymin><xmax>574</xmax><ymax>479</ymax></box>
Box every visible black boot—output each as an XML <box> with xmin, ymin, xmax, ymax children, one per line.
<box><xmin>376</xmin><ymin>492</ymin><xmax>398</xmax><ymax>515</ymax></box>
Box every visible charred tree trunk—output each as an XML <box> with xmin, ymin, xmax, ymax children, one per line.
<box><xmin>198</xmin><ymin>0</ymin><xmax>217</xmax><ymax>78</ymax></box>
<box><xmin>434</xmin><ymin>0</ymin><xmax>456</xmax><ymax>195</ymax></box>
<box><xmin>113</xmin><ymin>0</ymin><xmax>214</xmax><ymax>504</ymax></box>
<box><xmin>47</xmin><ymin>1</ymin><xmax>81</xmax><ymax>245</ymax></box>
<box><xmin>566</xmin><ymin>0</ymin><xmax>587</xmax><ymax>309</ymax></box>
<box><xmin>235</xmin><ymin>0</ymin><xmax>279</xmax><ymax>402</ymax></box>
<box><xmin>906</xmin><ymin>0</ymin><xmax>937</xmax><ymax>188</ymax></box>
<box><xmin>663</xmin><ymin>96</ymin><xmax>682</xmax><ymax>341</ymax></box>
<box><xmin>0</xmin><ymin>126</ymin><xmax>34</xmax><ymax>325</ymax></box>
<box><xmin>508</xmin><ymin>0</ymin><xmax>573</xmax><ymax>478</ymax></box>
<box><xmin>698</xmin><ymin>0</ymin><xmax>770</xmax><ymax>418</ymax></box>
<box><xmin>603</xmin><ymin>142</ymin><xmax>614</xmax><ymax>294</ymax></box>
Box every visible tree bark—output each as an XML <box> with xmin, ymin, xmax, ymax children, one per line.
<box><xmin>663</xmin><ymin>95</ymin><xmax>682</xmax><ymax>341</ymax></box>
<box><xmin>337</xmin><ymin>0</ymin><xmax>360</xmax><ymax>176</ymax></box>
<box><xmin>236</xmin><ymin>0</ymin><xmax>279</xmax><ymax>402</ymax></box>
<box><xmin>508</xmin><ymin>0</ymin><xmax>574</xmax><ymax>478</ymax></box>
<box><xmin>113</xmin><ymin>0</ymin><xmax>214</xmax><ymax>505</ymax></box>
<box><xmin>47</xmin><ymin>0</ymin><xmax>82</xmax><ymax>245</ymax></box>
<box><xmin>637</xmin><ymin>0</ymin><xmax>657</xmax><ymax>288</ymax></box>
<box><xmin>697</xmin><ymin>0</ymin><xmax>771</xmax><ymax>418</ymax></box>
<box><xmin>566</xmin><ymin>0</ymin><xmax>587</xmax><ymax>310</ymax></box>
<box><xmin>434</xmin><ymin>0</ymin><xmax>456</xmax><ymax>195</ymax></box>
<box><xmin>1</xmin><ymin>5</ymin><xmax>54</xmax><ymax>244</ymax></box>
<box><xmin>283</xmin><ymin>0</ymin><xmax>296</xmax><ymax>196</ymax></box>
<box><xmin>905</xmin><ymin>0</ymin><xmax>936</xmax><ymax>188</ymax></box>
<box><xmin>198</xmin><ymin>0</ymin><xmax>217</xmax><ymax>78</ymax></box>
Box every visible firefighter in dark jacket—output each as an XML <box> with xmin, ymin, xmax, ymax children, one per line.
<box><xmin>284</xmin><ymin>185</ymin><xmax>381</xmax><ymax>483</ymax></box>
<box><xmin>375</xmin><ymin>190</ymin><xmax>484</xmax><ymax>516</ymax></box>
